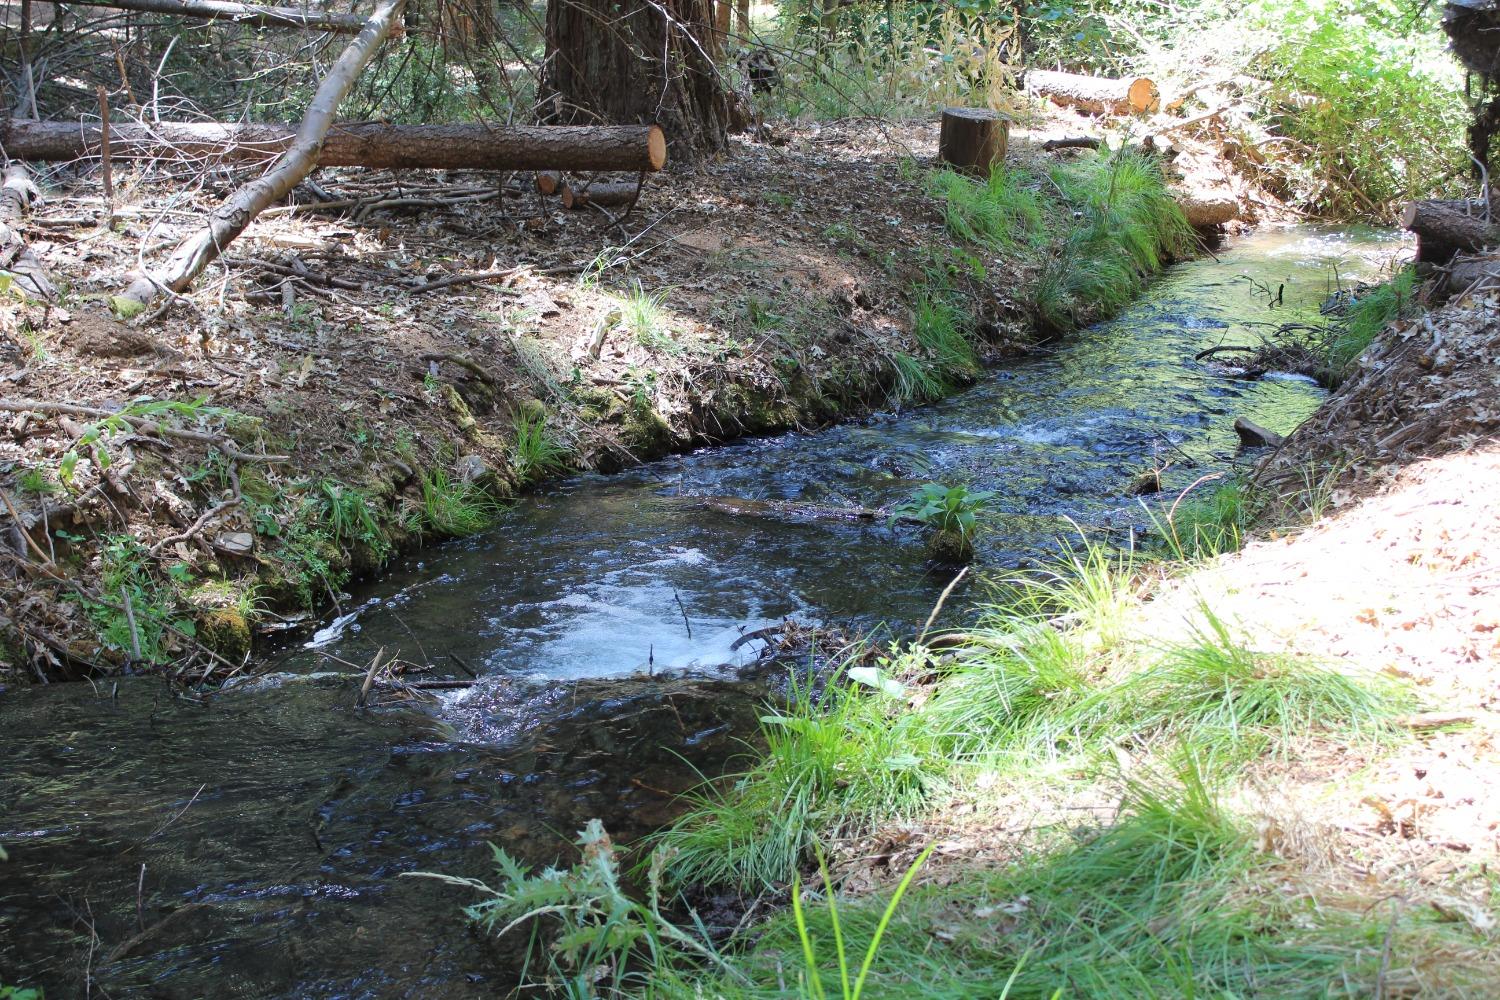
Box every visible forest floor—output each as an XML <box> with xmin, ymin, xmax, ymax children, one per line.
<box><xmin>674</xmin><ymin>282</ymin><xmax>1500</xmax><ymax>996</ymax></box>
<box><xmin>0</xmin><ymin>104</ymin><xmax>1256</xmax><ymax>682</ymax></box>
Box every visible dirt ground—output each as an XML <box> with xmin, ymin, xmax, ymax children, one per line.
<box><xmin>0</xmin><ymin>105</ymin><xmax>1259</xmax><ymax>682</ymax></box>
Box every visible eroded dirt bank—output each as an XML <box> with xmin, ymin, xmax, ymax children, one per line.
<box><xmin>0</xmin><ymin>113</ymin><xmax>1250</xmax><ymax>681</ymax></box>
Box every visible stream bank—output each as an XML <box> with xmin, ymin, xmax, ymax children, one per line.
<box><xmin>0</xmin><ymin>113</ymin><xmax>1254</xmax><ymax>682</ymax></box>
<box><xmin>0</xmin><ymin>225</ymin><xmax>1414</xmax><ymax>997</ymax></box>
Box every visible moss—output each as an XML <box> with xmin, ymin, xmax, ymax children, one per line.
<box><xmin>927</xmin><ymin>527</ymin><xmax>974</xmax><ymax>565</ymax></box>
<box><xmin>197</xmin><ymin>607</ymin><xmax>251</xmax><ymax>662</ymax></box>
<box><xmin>440</xmin><ymin>384</ymin><xmax>478</xmax><ymax>437</ymax></box>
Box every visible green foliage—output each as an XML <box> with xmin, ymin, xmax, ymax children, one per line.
<box><xmin>1155</xmin><ymin>478</ymin><xmax>1253</xmax><ymax>560</ymax></box>
<box><xmin>1247</xmin><ymin>0</ymin><xmax>1466</xmax><ymax>216</ymax></box>
<box><xmin>1331</xmin><ymin>266</ymin><xmax>1418</xmax><ymax>373</ymax></box>
<box><xmin>80</xmin><ymin>536</ymin><xmax>194</xmax><ymax>664</ymax></box>
<box><xmin>653</xmin><ymin>662</ymin><xmax>942</xmax><ymax>892</ymax></box>
<box><xmin>929</xmin><ymin>167</ymin><xmax>1046</xmax><ymax>252</ymax></box>
<box><xmin>15</xmin><ymin>467</ymin><xmax>56</xmax><ymax>495</ymax></box>
<box><xmin>413</xmin><ymin>467</ymin><xmax>503</xmax><ymax>537</ymax></box>
<box><xmin>621</xmin><ymin>282</ymin><xmax>677</xmax><ymax>353</ymax></box>
<box><xmin>0</xmin><ymin>986</ymin><xmax>43</xmax><ymax>1000</ymax></box>
<box><xmin>1038</xmin><ymin>153</ymin><xmax>1195</xmax><ymax>328</ymax></box>
<box><xmin>911</xmin><ymin>293</ymin><xmax>978</xmax><ymax>378</ymax></box>
<box><xmin>411</xmin><ymin>820</ymin><xmax>729</xmax><ymax>998</ymax></box>
<box><xmin>886</xmin><ymin>351</ymin><xmax>944</xmax><ymax>405</ymax></box>
<box><xmin>315</xmin><ymin>480</ymin><xmax>389</xmax><ymax>563</ymax></box>
<box><xmin>510</xmin><ymin>411</ymin><xmax>572</xmax><ymax>484</ymax></box>
<box><xmin>890</xmin><ymin>483</ymin><xmax>993</xmax><ymax>543</ymax></box>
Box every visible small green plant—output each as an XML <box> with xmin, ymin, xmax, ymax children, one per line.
<box><xmin>1330</xmin><ymin>266</ymin><xmax>1417</xmax><ymax>375</ymax></box>
<box><xmin>15</xmin><ymin>467</ymin><xmax>56</xmax><ymax>495</ymax></box>
<box><xmin>911</xmin><ymin>292</ymin><xmax>977</xmax><ymax>380</ymax></box>
<box><xmin>510</xmin><ymin>411</ymin><xmax>571</xmax><ymax>483</ymax></box>
<box><xmin>315</xmin><ymin>480</ymin><xmax>390</xmax><ymax>563</ymax></box>
<box><xmin>891</xmin><ymin>482</ymin><xmax>993</xmax><ymax>562</ymax></box>
<box><xmin>79</xmin><ymin>535</ymin><xmax>194</xmax><ymax>664</ymax></box>
<box><xmin>929</xmin><ymin>166</ymin><xmax>1046</xmax><ymax>252</ymax></box>
<box><xmin>1154</xmin><ymin>478</ymin><xmax>1252</xmax><ymax>560</ymax></box>
<box><xmin>886</xmin><ymin>352</ymin><xmax>943</xmax><ymax>405</ymax></box>
<box><xmin>0</xmin><ymin>985</ymin><xmax>43</xmax><ymax>1000</ymax></box>
<box><xmin>789</xmin><ymin>843</ymin><xmax>934</xmax><ymax>1000</ymax></box>
<box><xmin>412</xmin><ymin>820</ymin><xmax>732</xmax><ymax>997</ymax></box>
<box><xmin>621</xmin><ymin>281</ymin><xmax>676</xmax><ymax>352</ymax></box>
<box><xmin>413</xmin><ymin>467</ymin><xmax>502</xmax><ymax>537</ymax></box>
<box><xmin>57</xmin><ymin>398</ymin><xmax>236</xmax><ymax>488</ymax></box>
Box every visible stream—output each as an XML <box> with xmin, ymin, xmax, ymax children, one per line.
<box><xmin>0</xmin><ymin>226</ymin><xmax>1402</xmax><ymax>998</ymax></box>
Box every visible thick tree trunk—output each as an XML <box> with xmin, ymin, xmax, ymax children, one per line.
<box><xmin>938</xmin><ymin>107</ymin><xmax>1007</xmax><ymax>175</ymax></box>
<box><xmin>0</xmin><ymin>163</ymin><xmax>54</xmax><ymax>300</ymax></box>
<box><xmin>62</xmin><ymin>0</ymin><xmax>370</xmax><ymax>32</ymax></box>
<box><xmin>117</xmin><ymin>0</ymin><xmax>406</xmax><ymax>310</ymax></box>
<box><xmin>1027</xmin><ymin>69</ymin><xmax>1159</xmax><ymax>115</ymax></box>
<box><xmin>1401</xmin><ymin>198</ymin><xmax>1500</xmax><ymax>264</ymax></box>
<box><xmin>2</xmin><ymin>119</ymin><xmax>668</xmax><ymax>172</ymax></box>
<box><xmin>543</xmin><ymin>0</ymin><xmax>736</xmax><ymax>159</ymax></box>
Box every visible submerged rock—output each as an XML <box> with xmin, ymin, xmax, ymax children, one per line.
<box><xmin>1233</xmin><ymin>417</ymin><xmax>1285</xmax><ymax>449</ymax></box>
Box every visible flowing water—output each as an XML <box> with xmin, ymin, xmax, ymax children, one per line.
<box><xmin>0</xmin><ymin>226</ymin><xmax>1403</xmax><ymax>997</ymax></box>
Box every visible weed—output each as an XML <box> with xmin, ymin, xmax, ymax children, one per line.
<box><xmin>411</xmin><ymin>820</ymin><xmax>731</xmax><ymax>998</ymax></box>
<box><xmin>929</xmin><ymin>166</ymin><xmax>1045</xmax><ymax>252</ymax></box>
<box><xmin>510</xmin><ymin>411</ymin><xmax>571</xmax><ymax>483</ymax></box>
<box><xmin>316</xmin><ymin>480</ymin><xmax>390</xmax><ymax>563</ymax></box>
<box><xmin>621</xmin><ymin>282</ymin><xmax>677</xmax><ymax>353</ymax></box>
<box><xmin>79</xmin><ymin>536</ymin><xmax>192</xmax><ymax>664</ymax></box>
<box><xmin>1331</xmin><ymin>266</ymin><xmax>1417</xmax><ymax>374</ymax></box>
<box><xmin>1155</xmin><ymin>477</ymin><xmax>1252</xmax><ymax>560</ymax></box>
<box><xmin>911</xmin><ymin>292</ymin><xmax>977</xmax><ymax>379</ymax></box>
<box><xmin>886</xmin><ymin>352</ymin><xmax>942</xmax><ymax>405</ymax></box>
<box><xmin>413</xmin><ymin>467</ymin><xmax>502</xmax><ymax>537</ymax></box>
<box><xmin>15</xmin><ymin>467</ymin><xmax>56</xmax><ymax>495</ymax></box>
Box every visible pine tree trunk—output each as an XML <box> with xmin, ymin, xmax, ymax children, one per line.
<box><xmin>542</xmin><ymin>0</ymin><xmax>735</xmax><ymax>160</ymax></box>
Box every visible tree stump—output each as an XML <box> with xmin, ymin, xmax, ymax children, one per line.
<box><xmin>938</xmin><ymin>108</ymin><xmax>1008</xmax><ymax>176</ymax></box>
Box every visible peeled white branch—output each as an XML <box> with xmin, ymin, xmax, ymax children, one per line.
<box><xmin>116</xmin><ymin>0</ymin><xmax>406</xmax><ymax>311</ymax></box>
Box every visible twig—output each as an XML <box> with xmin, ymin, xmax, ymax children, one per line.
<box><xmin>148</xmin><ymin>497</ymin><xmax>240</xmax><ymax>556</ymax></box>
<box><xmin>356</xmin><ymin>645</ymin><xmax>387</xmax><ymax>708</ymax></box>
<box><xmin>673</xmin><ymin>588</ymin><xmax>692</xmax><ymax>639</ymax></box>
<box><xmin>144</xmin><ymin>783</ymin><xmax>205</xmax><ymax>842</ymax></box>
<box><xmin>0</xmin><ymin>399</ymin><xmax>289</xmax><ymax>462</ymax></box>
<box><xmin>919</xmin><ymin>566</ymin><xmax>968</xmax><ymax>642</ymax></box>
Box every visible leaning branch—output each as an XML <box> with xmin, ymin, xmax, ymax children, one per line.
<box><xmin>115</xmin><ymin>0</ymin><xmax>406</xmax><ymax>310</ymax></box>
<box><xmin>62</xmin><ymin>0</ymin><xmax>370</xmax><ymax>33</ymax></box>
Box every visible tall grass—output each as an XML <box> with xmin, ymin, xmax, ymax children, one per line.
<box><xmin>1331</xmin><ymin>266</ymin><xmax>1417</xmax><ymax>373</ymax></box>
<box><xmin>929</xmin><ymin>167</ymin><xmax>1046</xmax><ymax>252</ymax></box>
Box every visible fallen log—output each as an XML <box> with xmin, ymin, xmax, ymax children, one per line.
<box><xmin>62</xmin><ymin>0</ymin><xmax>370</xmax><ymax>33</ymax></box>
<box><xmin>1401</xmin><ymin>198</ymin><xmax>1500</xmax><ymax>264</ymax></box>
<box><xmin>1443</xmin><ymin>251</ymin><xmax>1500</xmax><ymax>294</ymax></box>
<box><xmin>115</xmin><ymin>0</ymin><xmax>407</xmax><ymax>311</ymax></box>
<box><xmin>2</xmin><ymin>120</ymin><xmax>669</xmax><ymax>174</ymax></box>
<box><xmin>938</xmin><ymin>107</ymin><xmax>1007</xmax><ymax>175</ymax></box>
<box><xmin>1040</xmin><ymin>135</ymin><xmax>1101</xmax><ymax>151</ymax></box>
<box><xmin>1175</xmin><ymin>192</ymin><xmax>1239</xmax><ymax>228</ymax></box>
<box><xmin>0</xmin><ymin>163</ymin><xmax>55</xmax><ymax>300</ymax></box>
<box><xmin>561</xmin><ymin>180</ymin><xmax>640</xmax><ymax>210</ymax></box>
<box><xmin>1027</xmin><ymin>69</ymin><xmax>1160</xmax><ymax>115</ymax></box>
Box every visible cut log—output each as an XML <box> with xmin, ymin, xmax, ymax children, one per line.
<box><xmin>1040</xmin><ymin>136</ymin><xmax>1101</xmax><ymax>151</ymax></box>
<box><xmin>1027</xmin><ymin>70</ymin><xmax>1160</xmax><ymax>116</ymax></box>
<box><xmin>561</xmin><ymin>180</ymin><xmax>640</xmax><ymax>210</ymax></box>
<box><xmin>535</xmin><ymin>170</ymin><xmax>562</xmax><ymax>195</ymax></box>
<box><xmin>1176</xmin><ymin>192</ymin><xmax>1239</xmax><ymax>228</ymax></box>
<box><xmin>1401</xmin><ymin>198</ymin><xmax>1500</xmax><ymax>264</ymax></box>
<box><xmin>62</xmin><ymin>0</ymin><xmax>371</xmax><ymax>32</ymax></box>
<box><xmin>1</xmin><ymin>120</ymin><xmax>669</xmax><ymax>174</ymax></box>
<box><xmin>116</xmin><ymin>0</ymin><xmax>407</xmax><ymax>311</ymax></box>
<box><xmin>938</xmin><ymin>107</ymin><xmax>1008</xmax><ymax>175</ymax></box>
<box><xmin>0</xmin><ymin>163</ymin><xmax>54</xmax><ymax>300</ymax></box>
<box><xmin>1444</xmin><ymin>252</ymin><xmax>1500</xmax><ymax>293</ymax></box>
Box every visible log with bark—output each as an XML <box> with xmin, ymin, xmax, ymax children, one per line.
<box><xmin>561</xmin><ymin>179</ymin><xmax>641</xmax><ymax>210</ymax></box>
<box><xmin>1400</xmin><ymin>198</ymin><xmax>1500</xmax><ymax>264</ymax></box>
<box><xmin>2</xmin><ymin>120</ymin><xmax>669</xmax><ymax>173</ymax></box>
<box><xmin>0</xmin><ymin>163</ymin><xmax>54</xmax><ymax>300</ymax></box>
<box><xmin>61</xmin><ymin>0</ymin><xmax>371</xmax><ymax>32</ymax></box>
<box><xmin>1026</xmin><ymin>69</ymin><xmax>1160</xmax><ymax>116</ymax></box>
<box><xmin>938</xmin><ymin>107</ymin><xmax>1008</xmax><ymax>175</ymax></box>
<box><xmin>115</xmin><ymin>0</ymin><xmax>407</xmax><ymax>312</ymax></box>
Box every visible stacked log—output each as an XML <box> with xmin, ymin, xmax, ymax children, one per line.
<box><xmin>1027</xmin><ymin>70</ymin><xmax>1160</xmax><ymax>116</ymax></box>
<box><xmin>1400</xmin><ymin>198</ymin><xmax>1500</xmax><ymax>264</ymax></box>
<box><xmin>1</xmin><ymin>120</ymin><xmax>669</xmax><ymax>174</ymax></box>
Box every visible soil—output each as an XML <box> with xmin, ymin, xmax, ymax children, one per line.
<box><xmin>0</xmin><ymin>108</ymin><xmax>1261</xmax><ymax>682</ymax></box>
